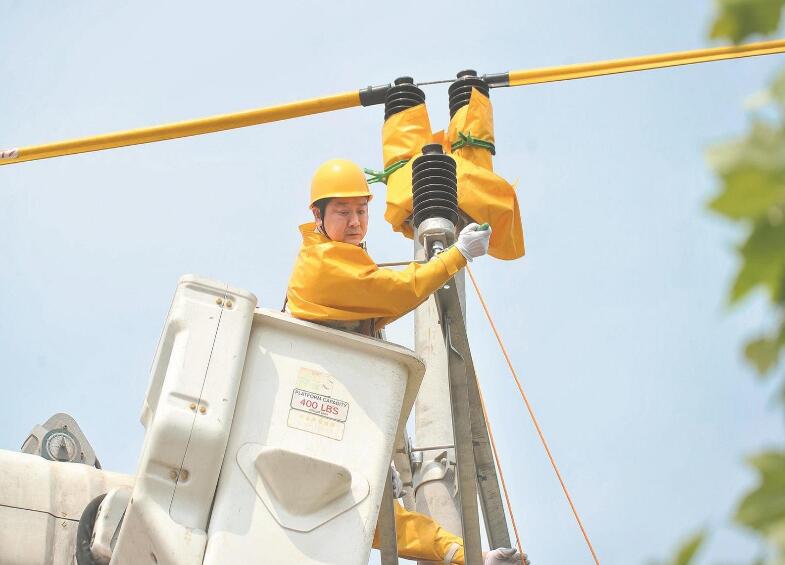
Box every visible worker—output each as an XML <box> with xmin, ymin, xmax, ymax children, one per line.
<box><xmin>286</xmin><ymin>158</ymin><xmax>491</xmax><ymax>334</ymax></box>
<box><xmin>286</xmin><ymin>159</ymin><xmax>528</xmax><ymax>565</ymax></box>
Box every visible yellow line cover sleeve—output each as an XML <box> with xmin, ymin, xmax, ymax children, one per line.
<box><xmin>508</xmin><ymin>38</ymin><xmax>785</xmax><ymax>86</ymax></box>
<box><xmin>1</xmin><ymin>91</ymin><xmax>360</xmax><ymax>166</ymax></box>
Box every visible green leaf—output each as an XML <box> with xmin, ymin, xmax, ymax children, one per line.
<box><xmin>730</xmin><ymin>218</ymin><xmax>785</xmax><ymax>302</ymax></box>
<box><xmin>707</xmin><ymin>121</ymin><xmax>785</xmax><ymax>221</ymax></box>
<box><xmin>671</xmin><ymin>531</ymin><xmax>706</xmax><ymax>565</ymax></box>
<box><xmin>709</xmin><ymin>167</ymin><xmax>785</xmax><ymax>220</ymax></box>
<box><xmin>709</xmin><ymin>121</ymin><xmax>785</xmax><ymax>175</ymax></box>
<box><xmin>736</xmin><ymin>451</ymin><xmax>785</xmax><ymax>534</ymax></box>
<box><xmin>744</xmin><ymin>334</ymin><xmax>783</xmax><ymax>374</ymax></box>
<box><xmin>709</xmin><ymin>0</ymin><xmax>785</xmax><ymax>43</ymax></box>
<box><xmin>708</xmin><ymin>118</ymin><xmax>785</xmax><ymax>308</ymax></box>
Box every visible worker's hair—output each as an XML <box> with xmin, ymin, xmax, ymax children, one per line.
<box><xmin>312</xmin><ymin>197</ymin><xmax>331</xmax><ymax>224</ymax></box>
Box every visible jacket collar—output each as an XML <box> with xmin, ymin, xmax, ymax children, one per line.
<box><xmin>299</xmin><ymin>222</ymin><xmax>330</xmax><ymax>247</ymax></box>
<box><xmin>298</xmin><ymin>222</ymin><xmax>367</xmax><ymax>250</ymax></box>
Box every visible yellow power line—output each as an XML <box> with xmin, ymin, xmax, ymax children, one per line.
<box><xmin>2</xmin><ymin>38</ymin><xmax>785</xmax><ymax>167</ymax></box>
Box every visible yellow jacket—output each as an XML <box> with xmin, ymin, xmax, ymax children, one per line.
<box><xmin>286</xmin><ymin>222</ymin><xmax>466</xmax><ymax>329</ymax></box>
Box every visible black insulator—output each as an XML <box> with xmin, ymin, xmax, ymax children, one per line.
<box><xmin>360</xmin><ymin>83</ymin><xmax>392</xmax><ymax>107</ymax></box>
<box><xmin>411</xmin><ymin>145</ymin><xmax>460</xmax><ymax>228</ymax></box>
<box><xmin>384</xmin><ymin>76</ymin><xmax>425</xmax><ymax>121</ymax></box>
<box><xmin>447</xmin><ymin>69</ymin><xmax>490</xmax><ymax>118</ymax></box>
<box><xmin>413</xmin><ymin>178</ymin><xmax>456</xmax><ymax>194</ymax></box>
<box><xmin>421</xmin><ymin>143</ymin><xmax>444</xmax><ymax>155</ymax></box>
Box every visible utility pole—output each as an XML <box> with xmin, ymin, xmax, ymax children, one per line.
<box><xmin>412</xmin><ymin>238</ymin><xmax>464</xmax><ymax>544</ymax></box>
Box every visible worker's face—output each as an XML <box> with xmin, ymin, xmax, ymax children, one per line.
<box><xmin>313</xmin><ymin>197</ymin><xmax>369</xmax><ymax>245</ymax></box>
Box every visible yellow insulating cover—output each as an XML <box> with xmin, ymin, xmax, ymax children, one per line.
<box><xmin>382</xmin><ymin>104</ymin><xmax>434</xmax><ymax>239</ymax></box>
<box><xmin>382</xmin><ymin>103</ymin><xmax>433</xmax><ymax>168</ymax></box>
<box><xmin>383</xmin><ymin>91</ymin><xmax>525</xmax><ymax>260</ymax></box>
<box><xmin>384</xmin><ymin>157</ymin><xmax>418</xmax><ymax>240</ymax></box>
<box><xmin>453</xmin><ymin>154</ymin><xmax>525</xmax><ymax>260</ymax></box>
<box><xmin>286</xmin><ymin>222</ymin><xmax>466</xmax><ymax>328</ymax></box>
<box><xmin>372</xmin><ymin>501</ymin><xmax>465</xmax><ymax>564</ymax></box>
<box><xmin>447</xmin><ymin>88</ymin><xmax>495</xmax><ymax>171</ymax></box>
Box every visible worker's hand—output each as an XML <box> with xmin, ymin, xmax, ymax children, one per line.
<box><xmin>483</xmin><ymin>547</ymin><xmax>530</xmax><ymax>565</ymax></box>
<box><xmin>455</xmin><ymin>222</ymin><xmax>492</xmax><ymax>262</ymax></box>
<box><xmin>390</xmin><ymin>463</ymin><xmax>404</xmax><ymax>499</ymax></box>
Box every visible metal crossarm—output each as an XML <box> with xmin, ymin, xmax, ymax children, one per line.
<box><xmin>466</xmin><ymin>360</ymin><xmax>513</xmax><ymax>550</ymax></box>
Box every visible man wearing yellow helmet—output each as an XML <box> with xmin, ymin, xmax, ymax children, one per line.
<box><xmin>285</xmin><ymin>160</ymin><xmax>527</xmax><ymax>565</ymax></box>
<box><xmin>286</xmin><ymin>158</ymin><xmax>493</xmax><ymax>335</ymax></box>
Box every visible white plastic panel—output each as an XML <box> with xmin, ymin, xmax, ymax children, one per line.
<box><xmin>111</xmin><ymin>275</ymin><xmax>256</xmax><ymax>565</ymax></box>
<box><xmin>0</xmin><ymin>450</ymin><xmax>133</xmax><ymax>565</ymax></box>
<box><xmin>204</xmin><ymin>309</ymin><xmax>424</xmax><ymax>565</ymax></box>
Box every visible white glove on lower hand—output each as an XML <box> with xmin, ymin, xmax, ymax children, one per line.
<box><xmin>455</xmin><ymin>222</ymin><xmax>492</xmax><ymax>262</ymax></box>
<box><xmin>390</xmin><ymin>463</ymin><xmax>404</xmax><ymax>499</ymax></box>
<box><xmin>483</xmin><ymin>547</ymin><xmax>529</xmax><ymax>565</ymax></box>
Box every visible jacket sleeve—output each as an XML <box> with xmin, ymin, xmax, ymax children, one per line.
<box><xmin>323</xmin><ymin>245</ymin><xmax>465</xmax><ymax>315</ymax></box>
<box><xmin>372</xmin><ymin>501</ymin><xmax>465</xmax><ymax>564</ymax></box>
<box><xmin>290</xmin><ymin>244</ymin><xmax>467</xmax><ymax>326</ymax></box>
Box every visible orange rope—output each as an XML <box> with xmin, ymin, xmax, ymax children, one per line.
<box><xmin>466</xmin><ymin>265</ymin><xmax>601</xmax><ymax>564</ymax></box>
<box><xmin>475</xmin><ymin>376</ymin><xmax>524</xmax><ymax>555</ymax></box>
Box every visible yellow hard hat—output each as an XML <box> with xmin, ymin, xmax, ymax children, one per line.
<box><xmin>309</xmin><ymin>159</ymin><xmax>373</xmax><ymax>208</ymax></box>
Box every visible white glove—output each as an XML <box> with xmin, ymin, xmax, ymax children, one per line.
<box><xmin>455</xmin><ymin>222</ymin><xmax>492</xmax><ymax>262</ymax></box>
<box><xmin>390</xmin><ymin>463</ymin><xmax>404</xmax><ymax>499</ymax></box>
<box><xmin>483</xmin><ymin>547</ymin><xmax>529</xmax><ymax>565</ymax></box>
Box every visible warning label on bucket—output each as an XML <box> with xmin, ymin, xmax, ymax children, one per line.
<box><xmin>287</xmin><ymin>410</ymin><xmax>345</xmax><ymax>441</ymax></box>
<box><xmin>288</xmin><ymin>367</ymin><xmax>350</xmax><ymax>440</ymax></box>
<box><xmin>290</xmin><ymin>388</ymin><xmax>349</xmax><ymax>422</ymax></box>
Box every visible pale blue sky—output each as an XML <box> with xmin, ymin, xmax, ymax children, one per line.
<box><xmin>2</xmin><ymin>2</ymin><xmax>784</xmax><ymax>563</ymax></box>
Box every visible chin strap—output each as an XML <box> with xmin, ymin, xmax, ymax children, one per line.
<box><xmin>314</xmin><ymin>218</ymin><xmax>331</xmax><ymax>240</ymax></box>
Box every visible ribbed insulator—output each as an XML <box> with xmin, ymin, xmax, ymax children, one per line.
<box><xmin>384</xmin><ymin>76</ymin><xmax>425</xmax><ymax>121</ymax></box>
<box><xmin>447</xmin><ymin>69</ymin><xmax>489</xmax><ymax>118</ymax></box>
<box><xmin>411</xmin><ymin>144</ymin><xmax>459</xmax><ymax>228</ymax></box>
